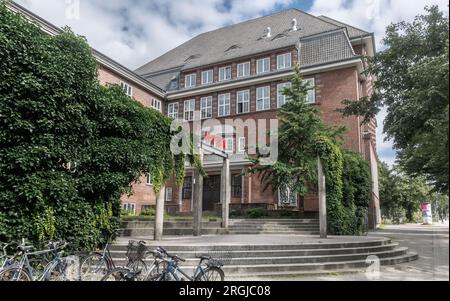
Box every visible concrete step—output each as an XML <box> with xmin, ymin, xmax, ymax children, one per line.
<box><xmin>227</xmin><ymin>231</ymin><xmax>320</xmax><ymax>235</ymax></box>
<box><xmin>228</xmin><ymin>226</ymin><xmax>319</xmax><ymax>230</ymax></box>
<box><xmin>118</xmin><ymin>228</ymin><xmax>227</xmax><ymax>237</ymax></box>
<box><xmin>229</xmin><ymin>219</ymin><xmax>319</xmax><ymax>224</ymax></box>
<box><xmin>120</xmin><ymin>221</ymin><xmax>222</xmax><ymax>228</ymax></box>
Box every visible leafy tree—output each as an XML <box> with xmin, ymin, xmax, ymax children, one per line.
<box><xmin>342</xmin><ymin>6</ymin><xmax>449</xmax><ymax>194</ymax></box>
<box><xmin>0</xmin><ymin>2</ymin><xmax>184</xmax><ymax>249</ymax></box>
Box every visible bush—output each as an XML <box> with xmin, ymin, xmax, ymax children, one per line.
<box><xmin>245</xmin><ymin>208</ymin><xmax>269</xmax><ymax>219</ymax></box>
<box><xmin>140</xmin><ymin>208</ymin><xmax>156</xmax><ymax>217</ymax></box>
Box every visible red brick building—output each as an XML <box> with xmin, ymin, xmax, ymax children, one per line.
<box><xmin>136</xmin><ymin>10</ymin><xmax>381</xmax><ymax>227</ymax></box>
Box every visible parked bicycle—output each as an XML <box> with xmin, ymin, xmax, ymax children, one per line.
<box><xmin>80</xmin><ymin>239</ymin><xmax>148</xmax><ymax>281</ymax></box>
<box><xmin>101</xmin><ymin>247</ymin><xmax>168</xmax><ymax>281</ymax></box>
<box><xmin>149</xmin><ymin>247</ymin><xmax>225</xmax><ymax>281</ymax></box>
<box><xmin>0</xmin><ymin>240</ymin><xmax>68</xmax><ymax>281</ymax></box>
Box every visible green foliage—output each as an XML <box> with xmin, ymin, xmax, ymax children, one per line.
<box><xmin>378</xmin><ymin>162</ymin><xmax>442</xmax><ymax>224</ymax></box>
<box><xmin>140</xmin><ymin>208</ymin><xmax>156</xmax><ymax>217</ymax></box>
<box><xmin>341</xmin><ymin>6</ymin><xmax>449</xmax><ymax>194</ymax></box>
<box><xmin>245</xmin><ymin>208</ymin><xmax>269</xmax><ymax>219</ymax></box>
<box><xmin>0</xmin><ymin>3</ymin><xmax>184</xmax><ymax>250</ymax></box>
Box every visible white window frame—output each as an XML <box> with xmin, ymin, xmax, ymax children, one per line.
<box><xmin>123</xmin><ymin>203</ymin><xmax>136</xmax><ymax>215</ymax></box>
<box><xmin>200</xmin><ymin>96</ymin><xmax>213</xmax><ymax>119</ymax></box>
<box><xmin>256</xmin><ymin>57</ymin><xmax>270</xmax><ymax>74</ymax></box>
<box><xmin>238</xmin><ymin>137</ymin><xmax>246</xmax><ymax>153</ymax></box>
<box><xmin>120</xmin><ymin>82</ymin><xmax>133</xmax><ymax>97</ymax></box>
<box><xmin>165</xmin><ymin>187</ymin><xmax>173</xmax><ymax>202</ymax></box>
<box><xmin>146</xmin><ymin>174</ymin><xmax>152</xmax><ymax>186</ymax></box>
<box><xmin>225</xmin><ymin>137</ymin><xmax>234</xmax><ymax>153</ymax></box>
<box><xmin>278</xmin><ymin>186</ymin><xmax>298</xmax><ymax>207</ymax></box>
<box><xmin>184</xmin><ymin>99</ymin><xmax>195</xmax><ymax>121</ymax></box>
<box><xmin>201</xmin><ymin>70</ymin><xmax>213</xmax><ymax>85</ymax></box>
<box><xmin>277</xmin><ymin>52</ymin><xmax>292</xmax><ymax>70</ymax></box>
<box><xmin>277</xmin><ymin>82</ymin><xmax>292</xmax><ymax>108</ymax></box>
<box><xmin>151</xmin><ymin>99</ymin><xmax>162</xmax><ymax>112</ymax></box>
<box><xmin>219</xmin><ymin>66</ymin><xmax>232</xmax><ymax>81</ymax></box>
<box><xmin>218</xmin><ymin>93</ymin><xmax>231</xmax><ymax>117</ymax></box>
<box><xmin>256</xmin><ymin>86</ymin><xmax>270</xmax><ymax>111</ymax></box>
<box><xmin>185</xmin><ymin>73</ymin><xmax>197</xmax><ymax>88</ymax></box>
<box><xmin>304</xmin><ymin>78</ymin><xmax>316</xmax><ymax>104</ymax></box>
<box><xmin>168</xmin><ymin>103</ymin><xmax>179</xmax><ymax>119</ymax></box>
<box><xmin>236</xmin><ymin>90</ymin><xmax>250</xmax><ymax>114</ymax></box>
<box><xmin>237</xmin><ymin>62</ymin><xmax>250</xmax><ymax>78</ymax></box>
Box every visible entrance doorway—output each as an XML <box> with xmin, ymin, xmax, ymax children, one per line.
<box><xmin>203</xmin><ymin>175</ymin><xmax>221</xmax><ymax>211</ymax></box>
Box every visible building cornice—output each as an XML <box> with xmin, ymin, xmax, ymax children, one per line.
<box><xmin>167</xmin><ymin>57</ymin><xmax>364</xmax><ymax>100</ymax></box>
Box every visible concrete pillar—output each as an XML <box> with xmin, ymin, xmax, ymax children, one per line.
<box><xmin>318</xmin><ymin>157</ymin><xmax>327</xmax><ymax>239</ymax></box>
<box><xmin>221</xmin><ymin>158</ymin><xmax>231</xmax><ymax>229</ymax></box>
<box><xmin>193</xmin><ymin>149</ymin><xmax>204</xmax><ymax>236</ymax></box>
<box><xmin>154</xmin><ymin>185</ymin><xmax>166</xmax><ymax>241</ymax></box>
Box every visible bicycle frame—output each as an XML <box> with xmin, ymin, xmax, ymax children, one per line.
<box><xmin>11</xmin><ymin>248</ymin><xmax>63</xmax><ymax>281</ymax></box>
<box><xmin>163</xmin><ymin>258</ymin><xmax>207</xmax><ymax>281</ymax></box>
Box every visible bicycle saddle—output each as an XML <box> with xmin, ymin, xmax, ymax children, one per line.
<box><xmin>197</xmin><ymin>255</ymin><xmax>212</xmax><ymax>260</ymax></box>
<box><xmin>18</xmin><ymin>245</ymin><xmax>34</xmax><ymax>252</ymax></box>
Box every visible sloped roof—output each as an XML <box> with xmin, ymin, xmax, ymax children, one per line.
<box><xmin>317</xmin><ymin>15</ymin><xmax>370</xmax><ymax>39</ymax></box>
<box><xmin>136</xmin><ymin>9</ymin><xmax>345</xmax><ymax>76</ymax></box>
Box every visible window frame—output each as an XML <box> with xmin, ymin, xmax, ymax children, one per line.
<box><xmin>122</xmin><ymin>203</ymin><xmax>136</xmax><ymax>215</ymax></box>
<box><xmin>120</xmin><ymin>82</ymin><xmax>133</xmax><ymax>97</ymax></box>
<box><xmin>256</xmin><ymin>86</ymin><xmax>271</xmax><ymax>111</ymax></box>
<box><xmin>218</xmin><ymin>93</ymin><xmax>231</xmax><ymax>117</ymax></box>
<box><xmin>237</xmin><ymin>62</ymin><xmax>251</xmax><ymax>78</ymax></box>
<box><xmin>219</xmin><ymin>66</ymin><xmax>232</xmax><ymax>81</ymax></box>
<box><xmin>168</xmin><ymin>102</ymin><xmax>179</xmax><ymax>119</ymax></box>
<box><xmin>185</xmin><ymin>73</ymin><xmax>197</xmax><ymax>88</ymax></box>
<box><xmin>236</xmin><ymin>90</ymin><xmax>250</xmax><ymax>114</ymax></box>
<box><xmin>201</xmin><ymin>69</ymin><xmax>213</xmax><ymax>85</ymax></box>
<box><xmin>224</xmin><ymin>137</ymin><xmax>234</xmax><ymax>153</ymax></box>
<box><xmin>146</xmin><ymin>174</ymin><xmax>152</xmax><ymax>186</ymax></box>
<box><xmin>256</xmin><ymin>57</ymin><xmax>270</xmax><ymax>74</ymax></box>
<box><xmin>277</xmin><ymin>52</ymin><xmax>292</xmax><ymax>70</ymax></box>
<box><xmin>182</xmin><ymin>177</ymin><xmax>192</xmax><ymax>199</ymax></box>
<box><xmin>304</xmin><ymin>78</ymin><xmax>316</xmax><ymax>104</ymax></box>
<box><xmin>238</xmin><ymin>137</ymin><xmax>246</xmax><ymax>153</ymax></box>
<box><xmin>151</xmin><ymin>99</ymin><xmax>162</xmax><ymax>112</ymax></box>
<box><xmin>231</xmin><ymin>175</ymin><xmax>243</xmax><ymax>198</ymax></box>
<box><xmin>277</xmin><ymin>82</ymin><xmax>292</xmax><ymax>108</ymax></box>
<box><xmin>165</xmin><ymin>187</ymin><xmax>173</xmax><ymax>202</ymax></box>
<box><xmin>200</xmin><ymin>96</ymin><xmax>213</xmax><ymax>119</ymax></box>
<box><xmin>184</xmin><ymin>99</ymin><xmax>195</xmax><ymax>121</ymax></box>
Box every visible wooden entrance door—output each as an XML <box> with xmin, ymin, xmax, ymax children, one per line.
<box><xmin>203</xmin><ymin>175</ymin><xmax>221</xmax><ymax>211</ymax></box>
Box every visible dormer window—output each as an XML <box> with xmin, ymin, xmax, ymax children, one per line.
<box><xmin>185</xmin><ymin>73</ymin><xmax>196</xmax><ymax>88</ymax></box>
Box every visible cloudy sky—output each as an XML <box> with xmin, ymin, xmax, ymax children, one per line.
<box><xmin>14</xmin><ymin>0</ymin><xmax>449</xmax><ymax>166</ymax></box>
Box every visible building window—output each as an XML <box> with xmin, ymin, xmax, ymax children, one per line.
<box><xmin>278</xmin><ymin>184</ymin><xmax>297</xmax><ymax>207</ymax></box>
<box><xmin>256</xmin><ymin>86</ymin><xmax>270</xmax><ymax>111</ymax></box>
<box><xmin>120</xmin><ymin>82</ymin><xmax>133</xmax><ymax>97</ymax></box>
<box><xmin>231</xmin><ymin>175</ymin><xmax>242</xmax><ymax>198</ymax></box>
<box><xmin>237</xmin><ymin>62</ymin><xmax>250</xmax><ymax>78</ymax></box>
<box><xmin>304</xmin><ymin>78</ymin><xmax>316</xmax><ymax>104</ymax></box>
<box><xmin>151</xmin><ymin>99</ymin><xmax>162</xmax><ymax>112</ymax></box>
<box><xmin>200</xmin><ymin>96</ymin><xmax>213</xmax><ymax>119</ymax></box>
<box><xmin>277</xmin><ymin>52</ymin><xmax>292</xmax><ymax>70</ymax></box>
<box><xmin>218</xmin><ymin>93</ymin><xmax>231</xmax><ymax>117</ymax></box>
<box><xmin>219</xmin><ymin>66</ymin><xmax>232</xmax><ymax>81</ymax></box>
<box><xmin>184</xmin><ymin>99</ymin><xmax>195</xmax><ymax>121</ymax></box>
<box><xmin>122</xmin><ymin>203</ymin><xmax>136</xmax><ymax>215</ymax></box>
<box><xmin>182</xmin><ymin>177</ymin><xmax>192</xmax><ymax>199</ymax></box>
<box><xmin>201</xmin><ymin>70</ymin><xmax>213</xmax><ymax>85</ymax></box>
<box><xmin>146</xmin><ymin>174</ymin><xmax>152</xmax><ymax>185</ymax></box>
<box><xmin>225</xmin><ymin>137</ymin><xmax>234</xmax><ymax>153</ymax></box>
<box><xmin>185</xmin><ymin>73</ymin><xmax>196</xmax><ymax>88</ymax></box>
<box><xmin>168</xmin><ymin>103</ymin><xmax>179</xmax><ymax>119</ymax></box>
<box><xmin>236</xmin><ymin>90</ymin><xmax>250</xmax><ymax>114</ymax></box>
<box><xmin>277</xmin><ymin>82</ymin><xmax>292</xmax><ymax>108</ymax></box>
<box><xmin>165</xmin><ymin>187</ymin><xmax>173</xmax><ymax>202</ymax></box>
<box><xmin>238</xmin><ymin>137</ymin><xmax>246</xmax><ymax>153</ymax></box>
<box><xmin>256</xmin><ymin>57</ymin><xmax>270</xmax><ymax>74</ymax></box>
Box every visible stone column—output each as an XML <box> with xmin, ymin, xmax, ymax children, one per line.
<box><xmin>193</xmin><ymin>149</ymin><xmax>204</xmax><ymax>236</ymax></box>
<box><xmin>154</xmin><ymin>185</ymin><xmax>166</xmax><ymax>241</ymax></box>
<box><xmin>221</xmin><ymin>158</ymin><xmax>231</xmax><ymax>229</ymax></box>
<box><xmin>318</xmin><ymin>157</ymin><xmax>327</xmax><ymax>239</ymax></box>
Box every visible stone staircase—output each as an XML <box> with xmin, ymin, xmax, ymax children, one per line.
<box><xmin>228</xmin><ymin>219</ymin><xmax>320</xmax><ymax>235</ymax></box>
<box><xmin>109</xmin><ymin>237</ymin><xmax>418</xmax><ymax>278</ymax></box>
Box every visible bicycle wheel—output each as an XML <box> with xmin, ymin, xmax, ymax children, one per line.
<box><xmin>144</xmin><ymin>260</ymin><xmax>168</xmax><ymax>281</ymax></box>
<box><xmin>80</xmin><ymin>253</ymin><xmax>108</xmax><ymax>281</ymax></box>
<box><xmin>0</xmin><ymin>267</ymin><xmax>32</xmax><ymax>281</ymax></box>
<box><xmin>101</xmin><ymin>268</ymin><xmax>134</xmax><ymax>281</ymax></box>
<box><xmin>44</xmin><ymin>262</ymin><xmax>67</xmax><ymax>281</ymax></box>
<box><xmin>127</xmin><ymin>260</ymin><xmax>147</xmax><ymax>281</ymax></box>
<box><xmin>194</xmin><ymin>267</ymin><xmax>224</xmax><ymax>281</ymax></box>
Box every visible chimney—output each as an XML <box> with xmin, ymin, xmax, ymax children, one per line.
<box><xmin>292</xmin><ymin>18</ymin><xmax>298</xmax><ymax>31</ymax></box>
<box><xmin>264</xmin><ymin>27</ymin><xmax>272</xmax><ymax>38</ymax></box>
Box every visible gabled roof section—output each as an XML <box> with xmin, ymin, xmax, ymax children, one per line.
<box><xmin>317</xmin><ymin>15</ymin><xmax>370</xmax><ymax>39</ymax></box>
<box><xmin>135</xmin><ymin>8</ymin><xmax>341</xmax><ymax>76</ymax></box>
